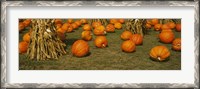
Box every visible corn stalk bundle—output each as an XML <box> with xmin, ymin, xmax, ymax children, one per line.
<box><xmin>125</xmin><ymin>19</ymin><xmax>146</xmax><ymax>36</ymax></box>
<box><xmin>27</xmin><ymin>19</ymin><xmax>66</xmax><ymax>60</ymax></box>
<box><xmin>88</xmin><ymin>19</ymin><xmax>108</xmax><ymax>26</ymax></box>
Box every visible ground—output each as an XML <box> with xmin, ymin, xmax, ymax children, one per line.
<box><xmin>19</xmin><ymin>22</ymin><xmax>181</xmax><ymax>70</ymax></box>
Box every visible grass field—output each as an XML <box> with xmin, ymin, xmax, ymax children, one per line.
<box><xmin>19</xmin><ymin>22</ymin><xmax>181</xmax><ymax>70</ymax></box>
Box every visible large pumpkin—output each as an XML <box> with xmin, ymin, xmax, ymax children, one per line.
<box><xmin>83</xmin><ymin>24</ymin><xmax>92</xmax><ymax>31</ymax></box>
<box><xmin>93</xmin><ymin>25</ymin><xmax>106</xmax><ymax>36</ymax></box>
<box><xmin>106</xmin><ymin>24</ymin><xmax>115</xmax><ymax>32</ymax></box>
<box><xmin>175</xmin><ymin>23</ymin><xmax>181</xmax><ymax>32</ymax></box>
<box><xmin>92</xmin><ymin>22</ymin><xmax>102</xmax><ymax>28</ymax></box>
<box><xmin>121</xmin><ymin>40</ymin><xmax>136</xmax><ymax>53</ymax></box>
<box><xmin>149</xmin><ymin>46</ymin><xmax>170</xmax><ymax>61</ymax></box>
<box><xmin>120</xmin><ymin>31</ymin><xmax>133</xmax><ymax>40</ymax></box>
<box><xmin>19</xmin><ymin>41</ymin><xmax>29</xmax><ymax>54</ymax></box>
<box><xmin>172</xmin><ymin>38</ymin><xmax>181</xmax><ymax>51</ymax></box>
<box><xmin>23</xmin><ymin>33</ymin><xmax>30</xmax><ymax>43</ymax></box>
<box><xmin>71</xmin><ymin>40</ymin><xmax>89</xmax><ymax>57</ymax></box>
<box><xmin>159</xmin><ymin>31</ymin><xmax>174</xmax><ymax>43</ymax></box>
<box><xmin>82</xmin><ymin>31</ymin><xmax>92</xmax><ymax>41</ymax></box>
<box><xmin>129</xmin><ymin>34</ymin><xmax>143</xmax><ymax>45</ymax></box>
<box><xmin>94</xmin><ymin>36</ymin><xmax>108</xmax><ymax>48</ymax></box>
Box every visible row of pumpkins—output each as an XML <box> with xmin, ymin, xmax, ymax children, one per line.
<box><xmin>19</xmin><ymin>19</ymin><xmax>181</xmax><ymax>62</ymax></box>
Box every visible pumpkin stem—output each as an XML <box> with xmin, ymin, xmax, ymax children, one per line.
<box><xmin>102</xmin><ymin>44</ymin><xmax>106</xmax><ymax>47</ymax></box>
<box><xmin>158</xmin><ymin>57</ymin><xmax>161</xmax><ymax>61</ymax></box>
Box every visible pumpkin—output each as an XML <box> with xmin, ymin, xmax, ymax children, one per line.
<box><xmin>57</xmin><ymin>28</ymin><xmax>66</xmax><ymax>34</ymax></box>
<box><xmin>145</xmin><ymin>23</ymin><xmax>152</xmax><ymax>29</ymax></box>
<box><xmin>61</xmin><ymin>23</ymin><xmax>70</xmax><ymax>31</ymax></box>
<box><xmin>167</xmin><ymin>22</ymin><xmax>176</xmax><ymax>29</ymax></box>
<box><xmin>121</xmin><ymin>40</ymin><xmax>136</xmax><ymax>53</ymax></box>
<box><xmin>151</xmin><ymin>19</ymin><xmax>159</xmax><ymax>25</ymax></box>
<box><xmin>130</xmin><ymin>34</ymin><xmax>143</xmax><ymax>45</ymax></box>
<box><xmin>19</xmin><ymin>41</ymin><xmax>29</xmax><ymax>54</ymax></box>
<box><xmin>75</xmin><ymin>20</ymin><xmax>82</xmax><ymax>27</ymax></box>
<box><xmin>94</xmin><ymin>36</ymin><xmax>108</xmax><ymax>48</ymax></box>
<box><xmin>80</xmin><ymin>19</ymin><xmax>87</xmax><ymax>24</ymax></box>
<box><xmin>92</xmin><ymin>22</ymin><xmax>102</xmax><ymax>28</ymax></box>
<box><xmin>159</xmin><ymin>31</ymin><xmax>175</xmax><ymax>43</ymax></box>
<box><xmin>146</xmin><ymin>20</ymin><xmax>152</xmax><ymax>25</ymax></box>
<box><xmin>66</xmin><ymin>25</ymin><xmax>74</xmax><ymax>33</ymax></box>
<box><xmin>106</xmin><ymin>24</ymin><xmax>115</xmax><ymax>32</ymax></box>
<box><xmin>54</xmin><ymin>19</ymin><xmax>62</xmax><ymax>25</ymax></box>
<box><xmin>93</xmin><ymin>25</ymin><xmax>106</xmax><ymax>36</ymax></box>
<box><xmin>175</xmin><ymin>23</ymin><xmax>181</xmax><ymax>32</ymax></box>
<box><xmin>23</xmin><ymin>19</ymin><xmax>31</xmax><ymax>27</ymax></box>
<box><xmin>161</xmin><ymin>24</ymin><xmax>170</xmax><ymax>30</ymax></box>
<box><xmin>172</xmin><ymin>38</ymin><xmax>181</xmax><ymax>51</ymax></box>
<box><xmin>23</xmin><ymin>33</ymin><xmax>30</xmax><ymax>43</ymax></box>
<box><xmin>71</xmin><ymin>40</ymin><xmax>89</xmax><ymax>57</ymax></box>
<box><xmin>161</xmin><ymin>28</ymin><xmax>173</xmax><ymax>33</ymax></box>
<box><xmin>110</xmin><ymin>19</ymin><xmax>118</xmax><ymax>24</ymax></box>
<box><xmin>71</xmin><ymin>23</ymin><xmax>78</xmax><ymax>29</ymax></box>
<box><xmin>120</xmin><ymin>31</ymin><xmax>133</xmax><ymax>40</ymax></box>
<box><xmin>114</xmin><ymin>22</ymin><xmax>122</xmax><ymax>29</ymax></box>
<box><xmin>149</xmin><ymin>46</ymin><xmax>170</xmax><ymax>61</ymax></box>
<box><xmin>57</xmin><ymin>32</ymin><xmax>66</xmax><ymax>41</ymax></box>
<box><xmin>82</xmin><ymin>31</ymin><xmax>92</xmax><ymax>41</ymax></box>
<box><xmin>83</xmin><ymin>24</ymin><xmax>92</xmax><ymax>31</ymax></box>
<box><xmin>67</xmin><ymin>19</ymin><xmax>73</xmax><ymax>24</ymax></box>
<box><xmin>55</xmin><ymin>23</ymin><xmax>62</xmax><ymax>29</ymax></box>
<box><xmin>118</xmin><ymin>19</ymin><xmax>125</xmax><ymax>24</ymax></box>
<box><xmin>154</xmin><ymin>24</ymin><xmax>162</xmax><ymax>31</ymax></box>
<box><xmin>19</xmin><ymin>22</ymin><xmax>25</xmax><ymax>31</ymax></box>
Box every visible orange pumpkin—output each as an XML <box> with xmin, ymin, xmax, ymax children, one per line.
<box><xmin>167</xmin><ymin>22</ymin><xmax>176</xmax><ymax>29</ymax></box>
<box><xmin>92</xmin><ymin>22</ymin><xmax>102</xmax><ymax>28</ymax></box>
<box><xmin>161</xmin><ymin>24</ymin><xmax>170</xmax><ymax>30</ymax></box>
<box><xmin>54</xmin><ymin>19</ymin><xmax>63</xmax><ymax>25</ymax></box>
<box><xmin>118</xmin><ymin>19</ymin><xmax>125</xmax><ymax>24</ymax></box>
<box><xmin>114</xmin><ymin>22</ymin><xmax>122</xmax><ymax>29</ymax></box>
<box><xmin>106</xmin><ymin>24</ymin><xmax>115</xmax><ymax>32</ymax></box>
<box><xmin>19</xmin><ymin>41</ymin><xmax>29</xmax><ymax>54</ymax></box>
<box><xmin>23</xmin><ymin>19</ymin><xmax>31</xmax><ymax>27</ymax></box>
<box><xmin>159</xmin><ymin>31</ymin><xmax>175</xmax><ymax>43</ymax></box>
<box><xmin>71</xmin><ymin>40</ymin><xmax>89</xmax><ymax>57</ymax></box>
<box><xmin>80</xmin><ymin>19</ymin><xmax>87</xmax><ymax>24</ymax></box>
<box><xmin>82</xmin><ymin>31</ymin><xmax>92</xmax><ymax>41</ymax></box>
<box><xmin>149</xmin><ymin>46</ymin><xmax>170</xmax><ymax>61</ymax></box>
<box><xmin>57</xmin><ymin>32</ymin><xmax>66</xmax><ymax>41</ymax></box>
<box><xmin>55</xmin><ymin>23</ymin><xmax>62</xmax><ymax>29</ymax></box>
<box><xmin>83</xmin><ymin>24</ymin><xmax>92</xmax><ymax>31</ymax></box>
<box><xmin>175</xmin><ymin>24</ymin><xmax>181</xmax><ymax>32</ymax></box>
<box><xmin>145</xmin><ymin>23</ymin><xmax>152</xmax><ymax>29</ymax></box>
<box><xmin>130</xmin><ymin>34</ymin><xmax>143</xmax><ymax>45</ymax></box>
<box><xmin>110</xmin><ymin>19</ymin><xmax>118</xmax><ymax>24</ymax></box>
<box><xmin>19</xmin><ymin>22</ymin><xmax>25</xmax><ymax>31</ymax></box>
<box><xmin>93</xmin><ymin>25</ymin><xmax>106</xmax><ymax>36</ymax></box>
<box><xmin>75</xmin><ymin>20</ymin><xmax>82</xmax><ymax>27</ymax></box>
<box><xmin>57</xmin><ymin>28</ymin><xmax>66</xmax><ymax>34</ymax></box>
<box><xmin>71</xmin><ymin>23</ymin><xmax>78</xmax><ymax>29</ymax></box>
<box><xmin>121</xmin><ymin>40</ymin><xmax>136</xmax><ymax>53</ymax></box>
<box><xmin>61</xmin><ymin>23</ymin><xmax>70</xmax><ymax>31</ymax></box>
<box><xmin>151</xmin><ymin>19</ymin><xmax>159</xmax><ymax>25</ymax></box>
<box><xmin>154</xmin><ymin>24</ymin><xmax>162</xmax><ymax>31</ymax></box>
<box><xmin>66</xmin><ymin>25</ymin><xmax>74</xmax><ymax>33</ymax></box>
<box><xmin>23</xmin><ymin>33</ymin><xmax>30</xmax><ymax>43</ymax></box>
<box><xmin>120</xmin><ymin>31</ymin><xmax>133</xmax><ymax>40</ymax></box>
<box><xmin>67</xmin><ymin>19</ymin><xmax>73</xmax><ymax>24</ymax></box>
<box><xmin>161</xmin><ymin>29</ymin><xmax>173</xmax><ymax>33</ymax></box>
<box><xmin>146</xmin><ymin>20</ymin><xmax>152</xmax><ymax>25</ymax></box>
<box><xmin>94</xmin><ymin>36</ymin><xmax>108</xmax><ymax>48</ymax></box>
<box><xmin>172</xmin><ymin>38</ymin><xmax>181</xmax><ymax>51</ymax></box>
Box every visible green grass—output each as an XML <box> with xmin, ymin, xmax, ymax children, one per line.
<box><xmin>19</xmin><ymin>24</ymin><xmax>181</xmax><ymax>70</ymax></box>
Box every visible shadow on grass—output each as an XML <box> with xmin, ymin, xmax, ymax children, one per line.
<box><xmin>150</xmin><ymin>57</ymin><xmax>170</xmax><ymax>62</ymax></box>
<box><xmin>65</xmin><ymin>38</ymin><xmax>79</xmax><ymax>46</ymax></box>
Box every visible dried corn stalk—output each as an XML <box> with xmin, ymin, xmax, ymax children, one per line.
<box><xmin>125</xmin><ymin>19</ymin><xmax>146</xmax><ymax>36</ymax></box>
<box><xmin>27</xmin><ymin>19</ymin><xmax>66</xmax><ymax>60</ymax></box>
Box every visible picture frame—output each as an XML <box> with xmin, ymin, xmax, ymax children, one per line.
<box><xmin>1</xmin><ymin>0</ymin><xmax>199</xmax><ymax>88</ymax></box>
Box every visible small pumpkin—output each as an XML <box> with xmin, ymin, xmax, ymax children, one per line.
<box><xmin>93</xmin><ymin>25</ymin><xmax>106</xmax><ymax>36</ymax></box>
<box><xmin>118</xmin><ymin>19</ymin><xmax>125</xmax><ymax>24</ymax></box>
<box><xmin>151</xmin><ymin>19</ymin><xmax>159</xmax><ymax>25</ymax></box>
<box><xmin>172</xmin><ymin>38</ymin><xmax>181</xmax><ymax>51</ymax></box>
<box><xmin>71</xmin><ymin>23</ymin><xmax>78</xmax><ymax>29</ymax></box>
<box><xmin>23</xmin><ymin>19</ymin><xmax>31</xmax><ymax>27</ymax></box>
<box><xmin>75</xmin><ymin>20</ymin><xmax>82</xmax><ymax>27</ymax></box>
<box><xmin>106</xmin><ymin>24</ymin><xmax>115</xmax><ymax>32</ymax></box>
<box><xmin>23</xmin><ymin>33</ymin><xmax>30</xmax><ymax>43</ymax></box>
<box><xmin>67</xmin><ymin>19</ymin><xmax>73</xmax><ymax>24</ymax></box>
<box><xmin>130</xmin><ymin>34</ymin><xmax>143</xmax><ymax>45</ymax></box>
<box><xmin>154</xmin><ymin>24</ymin><xmax>162</xmax><ymax>31</ymax></box>
<box><xmin>146</xmin><ymin>20</ymin><xmax>152</xmax><ymax>25</ymax></box>
<box><xmin>161</xmin><ymin>24</ymin><xmax>170</xmax><ymax>30</ymax></box>
<box><xmin>80</xmin><ymin>19</ymin><xmax>87</xmax><ymax>24</ymax></box>
<box><xmin>72</xmin><ymin>40</ymin><xmax>89</xmax><ymax>57</ymax></box>
<box><xmin>83</xmin><ymin>24</ymin><xmax>92</xmax><ymax>31</ymax></box>
<box><xmin>175</xmin><ymin>23</ymin><xmax>181</xmax><ymax>32</ymax></box>
<box><xmin>120</xmin><ymin>31</ymin><xmax>133</xmax><ymax>40</ymax></box>
<box><xmin>19</xmin><ymin>22</ymin><xmax>25</xmax><ymax>31</ymax></box>
<box><xmin>145</xmin><ymin>23</ymin><xmax>152</xmax><ymax>29</ymax></box>
<box><xmin>114</xmin><ymin>22</ymin><xmax>122</xmax><ymax>29</ymax></box>
<box><xmin>57</xmin><ymin>28</ymin><xmax>66</xmax><ymax>34</ymax></box>
<box><xmin>94</xmin><ymin>36</ymin><xmax>108</xmax><ymax>48</ymax></box>
<box><xmin>149</xmin><ymin>46</ymin><xmax>170</xmax><ymax>61</ymax></box>
<box><xmin>167</xmin><ymin>22</ymin><xmax>176</xmax><ymax>29</ymax></box>
<box><xmin>110</xmin><ymin>19</ymin><xmax>118</xmax><ymax>24</ymax></box>
<box><xmin>82</xmin><ymin>31</ymin><xmax>92</xmax><ymax>41</ymax></box>
<box><xmin>55</xmin><ymin>23</ymin><xmax>62</xmax><ymax>29</ymax></box>
<box><xmin>66</xmin><ymin>25</ymin><xmax>74</xmax><ymax>33</ymax></box>
<box><xmin>19</xmin><ymin>41</ymin><xmax>29</xmax><ymax>54</ymax></box>
<box><xmin>61</xmin><ymin>23</ymin><xmax>70</xmax><ymax>31</ymax></box>
<box><xmin>159</xmin><ymin>31</ymin><xmax>175</xmax><ymax>44</ymax></box>
<box><xmin>54</xmin><ymin>19</ymin><xmax>63</xmax><ymax>25</ymax></box>
<box><xmin>121</xmin><ymin>40</ymin><xmax>136</xmax><ymax>53</ymax></box>
<box><xmin>92</xmin><ymin>22</ymin><xmax>102</xmax><ymax>28</ymax></box>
